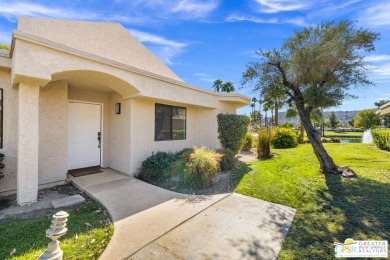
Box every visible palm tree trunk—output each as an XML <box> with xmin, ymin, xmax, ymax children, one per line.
<box><xmin>275</xmin><ymin>100</ymin><xmax>279</xmax><ymax>126</ymax></box>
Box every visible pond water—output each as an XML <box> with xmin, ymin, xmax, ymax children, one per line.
<box><xmin>339</xmin><ymin>137</ymin><xmax>362</xmax><ymax>143</ymax></box>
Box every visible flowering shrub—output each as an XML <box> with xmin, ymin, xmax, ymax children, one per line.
<box><xmin>173</xmin><ymin>147</ymin><xmax>222</xmax><ymax>188</ymax></box>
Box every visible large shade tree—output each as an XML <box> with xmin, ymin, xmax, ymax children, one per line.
<box><xmin>354</xmin><ymin>109</ymin><xmax>380</xmax><ymax>130</ymax></box>
<box><xmin>242</xmin><ymin>20</ymin><xmax>379</xmax><ymax>174</ymax></box>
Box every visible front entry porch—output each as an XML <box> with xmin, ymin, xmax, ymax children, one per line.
<box><xmin>66</xmin><ymin>168</ymin><xmax>296</xmax><ymax>259</ymax></box>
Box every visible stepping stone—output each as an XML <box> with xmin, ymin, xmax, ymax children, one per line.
<box><xmin>51</xmin><ymin>195</ymin><xmax>86</xmax><ymax>209</ymax></box>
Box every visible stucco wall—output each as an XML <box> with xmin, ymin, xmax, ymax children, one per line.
<box><xmin>12</xmin><ymin>41</ymin><xmax>243</xmax><ymax>109</ymax></box>
<box><xmin>108</xmin><ymin>92</ymin><xmax>131</xmax><ymax>174</ymax></box>
<box><xmin>0</xmin><ymin>70</ymin><xmax>18</xmax><ymax>194</ymax></box>
<box><xmin>128</xmin><ymin>97</ymin><xmax>220</xmax><ymax>175</ymax></box>
<box><xmin>17</xmin><ymin>17</ymin><xmax>182</xmax><ymax>82</ymax></box>
<box><xmin>39</xmin><ymin>81</ymin><xmax>68</xmax><ymax>185</ymax></box>
<box><xmin>68</xmin><ymin>87</ymin><xmax>111</xmax><ymax>167</ymax></box>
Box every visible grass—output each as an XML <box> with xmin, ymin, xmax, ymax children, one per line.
<box><xmin>232</xmin><ymin>143</ymin><xmax>390</xmax><ymax>259</ymax></box>
<box><xmin>324</xmin><ymin>131</ymin><xmax>363</xmax><ymax>138</ymax></box>
<box><xmin>0</xmin><ymin>200</ymin><xmax>113</xmax><ymax>260</ymax></box>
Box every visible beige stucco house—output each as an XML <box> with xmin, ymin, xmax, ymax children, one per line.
<box><xmin>0</xmin><ymin>17</ymin><xmax>249</xmax><ymax>205</ymax></box>
<box><xmin>376</xmin><ymin>102</ymin><xmax>390</xmax><ymax>116</ymax></box>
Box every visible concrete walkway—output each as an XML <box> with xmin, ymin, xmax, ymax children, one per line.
<box><xmin>68</xmin><ymin>168</ymin><xmax>296</xmax><ymax>260</ymax></box>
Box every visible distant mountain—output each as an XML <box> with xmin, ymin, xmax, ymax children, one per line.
<box><xmin>278</xmin><ymin>110</ymin><xmax>363</xmax><ymax>125</ymax></box>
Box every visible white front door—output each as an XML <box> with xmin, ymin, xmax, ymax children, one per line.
<box><xmin>67</xmin><ymin>102</ymin><xmax>102</xmax><ymax>170</ymax></box>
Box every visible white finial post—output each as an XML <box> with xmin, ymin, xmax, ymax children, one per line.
<box><xmin>39</xmin><ymin>211</ymin><xmax>69</xmax><ymax>260</ymax></box>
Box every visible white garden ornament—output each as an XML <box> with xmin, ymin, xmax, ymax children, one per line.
<box><xmin>39</xmin><ymin>211</ymin><xmax>69</xmax><ymax>260</ymax></box>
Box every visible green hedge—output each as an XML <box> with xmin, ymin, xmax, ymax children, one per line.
<box><xmin>372</xmin><ymin>129</ymin><xmax>390</xmax><ymax>151</ymax></box>
<box><xmin>217</xmin><ymin>114</ymin><xmax>250</xmax><ymax>153</ymax></box>
<box><xmin>272</xmin><ymin>127</ymin><xmax>299</xmax><ymax>148</ymax></box>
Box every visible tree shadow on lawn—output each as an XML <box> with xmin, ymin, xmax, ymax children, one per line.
<box><xmin>281</xmin><ymin>174</ymin><xmax>390</xmax><ymax>259</ymax></box>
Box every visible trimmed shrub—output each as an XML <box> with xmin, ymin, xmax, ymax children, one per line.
<box><xmin>372</xmin><ymin>128</ymin><xmax>390</xmax><ymax>151</ymax></box>
<box><xmin>216</xmin><ymin>148</ymin><xmax>238</xmax><ymax>171</ymax></box>
<box><xmin>280</xmin><ymin>122</ymin><xmax>294</xmax><ymax>129</ymax></box>
<box><xmin>272</xmin><ymin>127</ymin><xmax>299</xmax><ymax>148</ymax></box>
<box><xmin>173</xmin><ymin>147</ymin><xmax>222</xmax><ymax>188</ymax></box>
<box><xmin>217</xmin><ymin>114</ymin><xmax>250</xmax><ymax>153</ymax></box>
<box><xmin>241</xmin><ymin>132</ymin><xmax>253</xmax><ymax>151</ymax></box>
<box><xmin>0</xmin><ymin>153</ymin><xmax>4</xmax><ymax>180</ymax></box>
<box><xmin>137</xmin><ymin>151</ymin><xmax>176</xmax><ymax>183</ymax></box>
<box><xmin>258</xmin><ymin>128</ymin><xmax>273</xmax><ymax>158</ymax></box>
<box><xmin>321</xmin><ymin>137</ymin><xmax>340</xmax><ymax>143</ymax></box>
<box><xmin>330</xmin><ymin>137</ymin><xmax>341</xmax><ymax>143</ymax></box>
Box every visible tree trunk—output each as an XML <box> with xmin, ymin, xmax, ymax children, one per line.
<box><xmin>296</xmin><ymin>103</ymin><xmax>338</xmax><ymax>174</ymax></box>
<box><xmin>275</xmin><ymin>100</ymin><xmax>279</xmax><ymax>126</ymax></box>
<box><xmin>300</xmin><ymin>121</ymin><xmax>304</xmax><ymax>141</ymax></box>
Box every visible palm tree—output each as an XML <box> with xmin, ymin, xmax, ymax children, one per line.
<box><xmin>252</xmin><ymin>97</ymin><xmax>257</xmax><ymax>113</ymax></box>
<box><xmin>250</xmin><ymin>103</ymin><xmax>255</xmax><ymax>122</ymax></box>
<box><xmin>212</xmin><ymin>79</ymin><xmax>236</xmax><ymax>93</ymax></box>
<box><xmin>221</xmin><ymin>81</ymin><xmax>235</xmax><ymax>93</ymax></box>
<box><xmin>258</xmin><ymin>98</ymin><xmax>262</xmax><ymax>125</ymax></box>
<box><xmin>263</xmin><ymin>99</ymin><xmax>275</xmax><ymax>127</ymax></box>
<box><xmin>311</xmin><ymin>108</ymin><xmax>324</xmax><ymax>137</ymax></box>
<box><xmin>261</xmin><ymin>79</ymin><xmax>286</xmax><ymax>126</ymax></box>
<box><xmin>285</xmin><ymin>108</ymin><xmax>298</xmax><ymax>122</ymax></box>
<box><xmin>212</xmin><ymin>79</ymin><xmax>223</xmax><ymax>92</ymax></box>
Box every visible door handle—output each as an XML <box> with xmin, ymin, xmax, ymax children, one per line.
<box><xmin>98</xmin><ymin>132</ymin><xmax>101</xmax><ymax>148</ymax></box>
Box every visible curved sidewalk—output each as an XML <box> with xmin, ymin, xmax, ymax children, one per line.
<box><xmin>68</xmin><ymin>168</ymin><xmax>296</xmax><ymax>260</ymax></box>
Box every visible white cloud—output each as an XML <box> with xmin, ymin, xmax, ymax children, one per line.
<box><xmin>171</xmin><ymin>0</ymin><xmax>219</xmax><ymax>18</ymax></box>
<box><xmin>124</xmin><ymin>0</ymin><xmax>219</xmax><ymax>20</ymax></box>
<box><xmin>226</xmin><ymin>14</ymin><xmax>308</xmax><ymax>26</ymax></box>
<box><xmin>254</xmin><ymin>0</ymin><xmax>309</xmax><ymax>13</ymax></box>
<box><xmin>0</xmin><ymin>2</ymin><xmax>153</xmax><ymax>25</ymax></box>
<box><xmin>365</xmin><ymin>55</ymin><xmax>390</xmax><ymax>63</ymax></box>
<box><xmin>128</xmin><ymin>29</ymin><xmax>187</xmax><ymax>65</ymax></box>
<box><xmin>359</xmin><ymin>1</ymin><xmax>390</xmax><ymax>27</ymax></box>
<box><xmin>0</xmin><ymin>2</ymin><xmax>98</xmax><ymax>21</ymax></box>
<box><xmin>194</xmin><ymin>72</ymin><xmax>215</xmax><ymax>82</ymax></box>
<box><xmin>372</xmin><ymin>63</ymin><xmax>390</xmax><ymax>76</ymax></box>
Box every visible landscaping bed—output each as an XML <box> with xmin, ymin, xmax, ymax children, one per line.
<box><xmin>137</xmin><ymin>148</ymin><xmax>258</xmax><ymax>195</ymax></box>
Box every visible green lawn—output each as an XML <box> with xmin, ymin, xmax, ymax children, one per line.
<box><xmin>232</xmin><ymin>143</ymin><xmax>390</xmax><ymax>259</ymax></box>
<box><xmin>0</xmin><ymin>201</ymin><xmax>113</xmax><ymax>259</ymax></box>
<box><xmin>324</xmin><ymin>131</ymin><xmax>363</xmax><ymax>138</ymax></box>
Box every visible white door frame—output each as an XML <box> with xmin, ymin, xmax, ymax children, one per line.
<box><xmin>68</xmin><ymin>100</ymin><xmax>104</xmax><ymax>168</ymax></box>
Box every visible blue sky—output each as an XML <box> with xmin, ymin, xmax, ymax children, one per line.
<box><xmin>0</xmin><ymin>0</ymin><xmax>390</xmax><ymax>115</ymax></box>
